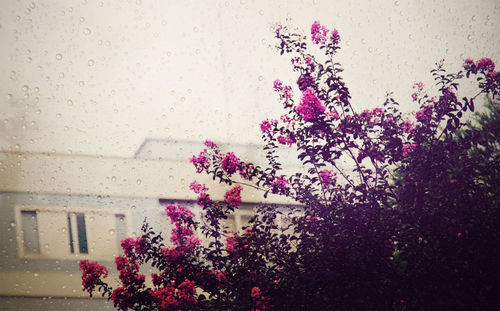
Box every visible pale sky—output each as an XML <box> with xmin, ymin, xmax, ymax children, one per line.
<box><xmin>1</xmin><ymin>0</ymin><xmax>498</xmax><ymax>158</ymax></box>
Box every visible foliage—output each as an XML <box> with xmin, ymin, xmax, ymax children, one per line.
<box><xmin>80</xmin><ymin>21</ymin><xmax>500</xmax><ymax>310</ymax></box>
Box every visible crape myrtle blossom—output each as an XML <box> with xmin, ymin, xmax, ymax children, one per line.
<box><xmin>311</xmin><ymin>21</ymin><xmax>329</xmax><ymax>44</ymax></box>
<box><xmin>151</xmin><ymin>279</ymin><xmax>198</xmax><ymax>310</ymax></box>
<box><xmin>79</xmin><ymin>260</ymin><xmax>109</xmax><ymax>296</ymax></box>
<box><xmin>402</xmin><ymin>143</ymin><xmax>417</xmax><ymax>156</ymax></box>
<box><xmin>269</xmin><ymin>176</ymin><xmax>289</xmax><ymax>194</ymax></box>
<box><xmin>463</xmin><ymin>57</ymin><xmax>496</xmax><ymax>75</ymax></box>
<box><xmin>403</xmin><ymin>119</ymin><xmax>415</xmax><ymax>134</ymax></box>
<box><xmin>224</xmin><ymin>184</ymin><xmax>243</xmax><ymax>208</ymax></box>
<box><xmin>415</xmin><ymin>104</ymin><xmax>434</xmax><ymax>123</ymax></box>
<box><xmin>221</xmin><ymin>152</ymin><xmax>240</xmax><ymax>175</ymax></box>
<box><xmin>251</xmin><ymin>286</ymin><xmax>269</xmax><ymax>311</ymax></box>
<box><xmin>296</xmin><ymin>87</ymin><xmax>325</xmax><ymax>121</ymax></box>
<box><xmin>190</xmin><ymin>150</ymin><xmax>210</xmax><ymax>174</ymax></box>
<box><xmin>165</xmin><ymin>204</ymin><xmax>200</xmax><ymax>249</ymax></box>
<box><xmin>189</xmin><ymin>180</ymin><xmax>208</xmax><ymax>194</ymax></box>
<box><xmin>319</xmin><ymin>169</ymin><xmax>337</xmax><ymax>185</ymax></box>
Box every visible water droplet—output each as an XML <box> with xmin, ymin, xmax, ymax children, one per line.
<box><xmin>34</xmin><ymin>273</ymin><xmax>39</xmax><ymax>277</ymax></box>
<box><xmin>111</xmin><ymin>176</ymin><xmax>117</xmax><ymax>182</ymax></box>
<box><xmin>88</xmin><ymin>59</ymin><xmax>95</xmax><ymax>66</ymax></box>
<box><xmin>59</xmin><ymin>72</ymin><xmax>64</xmax><ymax>79</ymax></box>
<box><xmin>136</xmin><ymin>0</ymin><xmax>142</xmax><ymax>4</ymax></box>
<box><xmin>55</xmin><ymin>53</ymin><xmax>62</xmax><ymax>60</ymax></box>
<box><xmin>79</xmin><ymin>81</ymin><xmax>85</xmax><ymax>87</ymax></box>
<box><xmin>394</xmin><ymin>0</ymin><xmax>399</xmax><ymax>6</ymax></box>
<box><xmin>259</xmin><ymin>9</ymin><xmax>264</xmax><ymax>15</ymax></box>
<box><xmin>67</xmin><ymin>99</ymin><xmax>73</xmax><ymax>106</ymax></box>
<box><xmin>84</xmin><ymin>28</ymin><xmax>91</xmax><ymax>35</ymax></box>
<box><xmin>136</xmin><ymin>179</ymin><xmax>142</xmax><ymax>185</ymax></box>
<box><xmin>109</xmin><ymin>229</ymin><xmax>115</xmax><ymax>235</ymax></box>
<box><xmin>258</xmin><ymin>76</ymin><xmax>263</xmax><ymax>81</ymax></box>
<box><xmin>79</xmin><ymin>17</ymin><xmax>85</xmax><ymax>23</ymax></box>
<box><xmin>26</xmin><ymin>57</ymin><xmax>32</xmax><ymax>63</ymax></box>
<box><xmin>56</xmin><ymin>113</ymin><xmax>61</xmax><ymax>118</ymax></box>
<box><xmin>9</xmin><ymin>222</ymin><xmax>16</xmax><ymax>228</ymax></box>
<box><xmin>170</xmin><ymin>107</ymin><xmax>174</xmax><ymax>112</ymax></box>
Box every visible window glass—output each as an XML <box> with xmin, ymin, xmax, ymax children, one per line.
<box><xmin>21</xmin><ymin>211</ymin><xmax>40</xmax><ymax>254</ymax></box>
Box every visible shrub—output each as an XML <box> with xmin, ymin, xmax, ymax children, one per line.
<box><xmin>80</xmin><ymin>21</ymin><xmax>500</xmax><ymax>310</ymax></box>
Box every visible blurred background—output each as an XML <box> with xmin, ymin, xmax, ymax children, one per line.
<box><xmin>0</xmin><ymin>0</ymin><xmax>498</xmax><ymax>310</ymax></box>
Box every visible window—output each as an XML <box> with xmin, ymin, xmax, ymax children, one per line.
<box><xmin>16</xmin><ymin>206</ymin><xmax>131</xmax><ymax>260</ymax></box>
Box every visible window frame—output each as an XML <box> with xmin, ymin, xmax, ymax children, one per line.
<box><xmin>14</xmin><ymin>205</ymin><xmax>132</xmax><ymax>260</ymax></box>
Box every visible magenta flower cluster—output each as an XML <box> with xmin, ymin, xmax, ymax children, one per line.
<box><xmin>463</xmin><ymin>57</ymin><xmax>496</xmax><ymax>74</ymax></box>
<box><xmin>150</xmin><ymin>279</ymin><xmax>197</xmax><ymax>310</ymax></box>
<box><xmin>189</xmin><ymin>150</ymin><xmax>210</xmax><ymax>174</ymax></box>
<box><xmin>296</xmin><ymin>87</ymin><xmax>325</xmax><ymax>121</ymax></box>
<box><xmin>221</xmin><ymin>152</ymin><xmax>240</xmax><ymax>175</ymax></box>
<box><xmin>79</xmin><ymin>260</ymin><xmax>109</xmax><ymax>296</ymax></box>
<box><xmin>224</xmin><ymin>184</ymin><xmax>243</xmax><ymax>208</ymax></box>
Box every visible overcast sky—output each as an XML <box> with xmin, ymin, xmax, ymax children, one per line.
<box><xmin>1</xmin><ymin>0</ymin><xmax>498</xmax><ymax>158</ymax></box>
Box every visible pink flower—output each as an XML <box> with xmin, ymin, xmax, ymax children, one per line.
<box><xmin>413</xmin><ymin>81</ymin><xmax>424</xmax><ymax>91</ymax></box>
<box><xmin>277</xmin><ymin>135</ymin><xmax>295</xmax><ymax>146</ymax></box>
<box><xmin>204</xmin><ymin>140</ymin><xmax>217</xmax><ymax>148</ymax></box>
<box><xmin>403</xmin><ymin>120</ymin><xmax>414</xmax><ymax>134</ymax></box>
<box><xmin>238</xmin><ymin>162</ymin><xmax>255</xmax><ymax>180</ymax></box>
<box><xmin>221</xmin><ymin>152</ymin><xmax>240</xmax><ymax>175</ymax></box>
<box><xmin>296</xmin><ymin>87</ymin><xmax>325</xmax><ymax>121</ymax></box>
<box><xmin>260</xmin><ymin>120</ymin><xmax>272</xmax><ymax>134</ymax></box>
<box><xmin>190</xmin><ymin>150</ymin><xmax>210</xmax><ymax>174</ymax></box>
<box><xmin>224</xmin><ymin>185</ymin><xmax>243</xmax><ymax>208</ymax></box>
<box><xmin>251</xmin><ymin>286</ymin><xmax>261</xmax><ymax>298</ymax></box>
<box><xmin>225</xmin><ymin>234</ymin><xmax>238</xmax><ymax>254</ymax></box>
<box><xmin>372</xmin><ymin>107</ymin><xmax>384</xmax><ymax>117</ymax></box>
<box><xmin>319</xmin><ymin>169</ymin><xmax>337</xmax><ymax>185</ymax></box>
<box><xmin>325</xmin><ymin>110</ymin><xmax>339</xmax><ymax>120</ymax></box>
<box><xmin>273</xmin><ymin>79</ymin><xmax>283</xmax><ymax>92</ymax></box>
<box><xmin>359</xmin><ymin>109</ymin><xmax>372</xmax><ymax>120</ymax></box>
<box><xmin>311</xmin><ymin>21</ymin><xmax>329</xmax><ymax>44</ymax></box>
<box><xmin>330</xmin><ymin>29</ymin><xmax>340</xmax><ymax>46</ymax></box>
<box><xmin>79</xmin><ymin>260</ymin><xmax>109</xmax><ymax>296</ymax></box>
<box><xmin>411</xmin><ymin>92</ymin><xmax>418</xmax><ymax>102</ymax></box>
<box><xmin>134</xmin><ymin>237</ymin><xmax>149</xmax><ymax>255</ymax></box>
<box><xmin>121</xmin><ymin>237</ymin><xmax>136</xmax><ymax>258</ymax></box>
<box><xmin>165</xmin><ymin>204</ymin><xmax>195</xmax><ymax>224</ymax></box>
<box><xmin>402</xmin><ymin>143</ymin><xmax>417</xmax><ymax>156</ymax></box>
<box><xmin>463</xmin><ymin>58</ymin><xmax>476</xmax><ymax>72</ymax></box>
<box><xmin>476</xmin><ymin>57</ymin><xmax>495</xmax><ymax>73</ymax></box>
<box><xmin>269</xmin><ymin>176</ymin><xmax>289</xmax><ymax>194</ymax></box>
<box><xmin>189</xmin><ymin>180</ymin><xmax>208</xmax><ymax>194</ymax></box>
<box><xmin>197</xmin><ymin>192</ymin><xmax>212</xmax><ymax>208</ymax></box>
<box><xmin>415</xmin><ymin>104</ymin><xmax>434</xmax><ymax>123</ymax></box>
<box><xmin>151</xmin><ymin>279</ymin><xmax>198</xmax><ymax>310</ymax></box>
